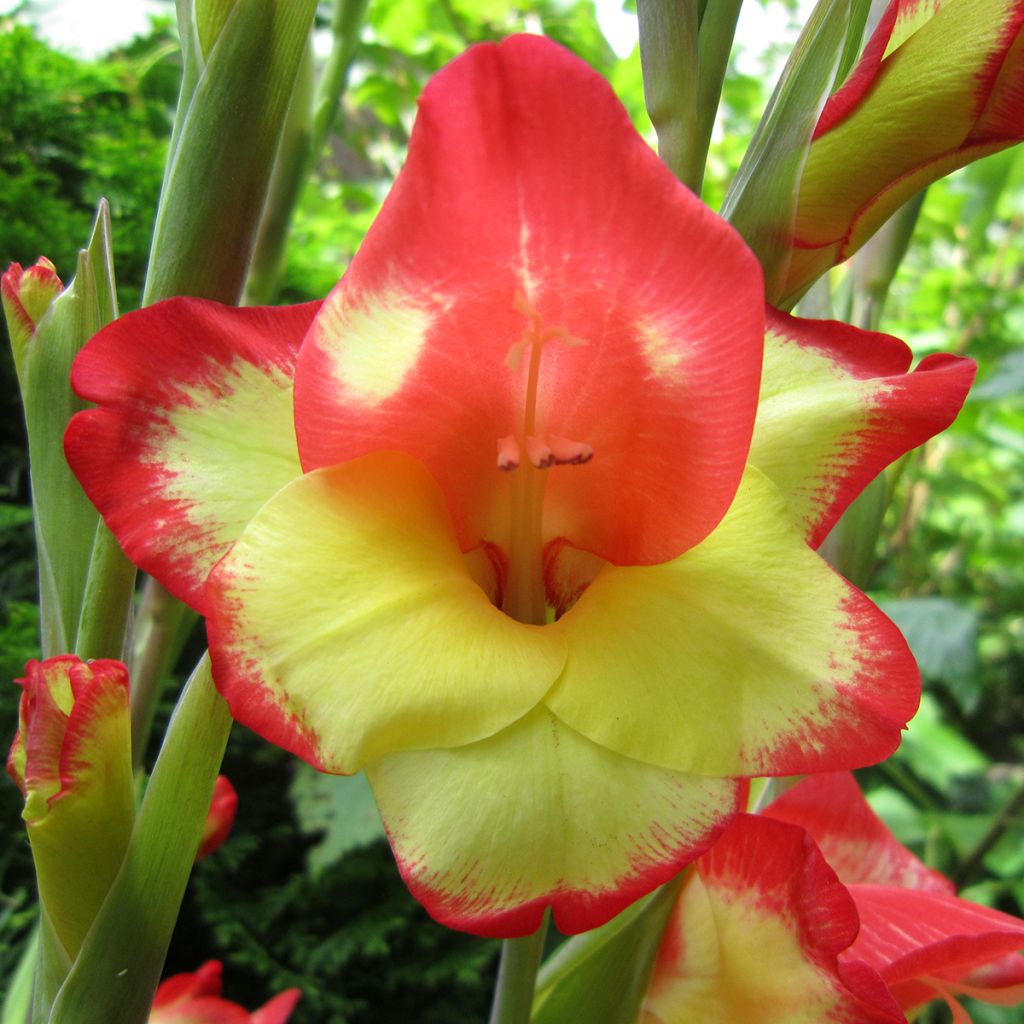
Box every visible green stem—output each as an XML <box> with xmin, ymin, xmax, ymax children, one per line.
<box><xmin>638</xmin><ymin>0</ymin><xmax>701</xmax><ymax>191</ymax></box>
<box><xmin>73</xmin><ymin>523</ymin><xmax>136</xmax><ymax>662</ymax></box>
<box><xmin>488</xmin><ymin>913</ymin><xmax>550</xmax><ymax>1024</ymax></box>
<box><xmin>129</xmin><ymin>578</ymin><xmax>195</xmax><ymax>770</ymax></box>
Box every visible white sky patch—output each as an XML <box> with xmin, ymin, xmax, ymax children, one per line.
<box><xmin>0</xmin><ymin>0</ymin><xmax>169</xmax><ymax>58</ymax></box>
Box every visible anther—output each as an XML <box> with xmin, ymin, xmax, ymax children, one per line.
<box><xmin>525</xmin><ymin>435</ymin><xmax>594</xmax><ymax>469</ymax></box>
<box><xmin>549</xmin><ymin>435</ymin><xmax>593</xmax><ymax>465</ymax></box>
<box><xmin>497</xmin><ymin>434</ymin><xmax>520</xmax><ymax>471</ymax></box>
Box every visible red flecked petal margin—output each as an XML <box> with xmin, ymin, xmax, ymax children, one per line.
<box><xmin>368</xmin><ymin>707</ymin><xmax>742</xmax><ymax>938</ymax></box>
<box><xmin>752</xmin><ymin>308</ymin><xmax>975</xmax><ymax>547</ymax></box>
<box><xmin>67</xmin><ymin>299</ymin><xmax>319</xmax><ymax>612</ymax></box>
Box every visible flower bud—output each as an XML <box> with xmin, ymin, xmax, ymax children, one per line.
<box><xmin>2</xmin><ymin>258</ymin><xmax>63</xmax><ymax>381</ymax></box>
<box><xmin>7</xmin><ymin>656</ymin><xmax>134</xmax><ymax>959</ymax></box>
<box><xmin>782</xmin><ymin>0</ymin><xmax>1024</xmax><ymax>303</ymax></box>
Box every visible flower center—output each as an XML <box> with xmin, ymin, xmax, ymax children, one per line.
<box><xmin>498</xmin><ymin>292</ymin><xmax>592</xmax><ymax>625</ymax></box>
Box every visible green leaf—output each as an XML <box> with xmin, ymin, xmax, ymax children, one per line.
<box><xmin>144</xmin><ymin>0</ymin><xmax>318</xmax><ymax>305</ymax></box>
<box><xmin>47</xmin><ymin>656</ymin><xmax>232</xmax><ymax>1024</ymax></box>
<box><xmin>532</xmin><ymin>879</ymin><xmax>679</xmax><ymax>1024</ymax></box>
<box><xmin>289</xmin><ymin>765</ymin><xmax>385</xmax><ymax>875</ymax></box>
<box><xmin>878</xmin><ymin>596</ymin><xmax>979</xmax><ymax>711</ymax></box>
<box><xmin>722</xmin><ymin>0</ymin><xmax>869</xmax><ymax>304</ymax></box>
<box><xmin>894</xmin><ymin>693</ymin><xmax>989</xmax><ymax>792</ymax></box>
<box><xmin>972</xmin><ymin>349</ymin><xmax>1024</xmax><ymax>400</ymax></box>
<box><xmin>21</xmin><ymin>201</ymin><xmax>117</xmax><ymax>657</ymax></box>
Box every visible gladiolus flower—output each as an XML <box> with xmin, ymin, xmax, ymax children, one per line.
<box><xmin>642</xmin><ymin>774</ymin><xmax>1024</xmax><ymax>1022</ymax></box>
<box><xmin>196</xmin><ymin>775</ymin><xmax>238</xmax><ymax>861</ymax></box>
<box><xmin>149</xmin><ymin>960</ymin><xmax>300</xmax><ymax>1024</ymax></box>
<box><xmin>66</xmin><ymin>36</ymin><xmax>975</xmax><ymax>937</ymax></box>
<box><xmin>781</xmin><ymin>0</ymin><xmax>1024</xmax><ymax>303</ymax></box>
<box><xmin>6</xmin><ymin>656</ymin><xmax>134</xmax><ymax>959</ymax></box>
<box><xmin>1</xmin><ymin>257</ymin><xmax>62</xmax><ymax>378</ymax></box>
<box><xmin>766</xmin><ymin>773</ymin><xmax>1024</xmax><ymax>1020</ymax></box>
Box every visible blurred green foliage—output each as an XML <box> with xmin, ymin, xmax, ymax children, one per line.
<box><xmin>1</xmin><ymin>2</ymin><xmax>1023</xmax><ymax>1021</ymax></box>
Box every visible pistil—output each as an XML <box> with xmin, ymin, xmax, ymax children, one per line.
<box><xmin>499</xmin><ymin>295</ymin><xmax>591</xmax><ymax>626</ymax></box>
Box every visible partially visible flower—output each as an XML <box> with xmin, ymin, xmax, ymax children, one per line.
<box><xmin>1</xmin><ymin>257</ymin><xmax>62</xmax><ymax>378</ymax></box>
<box><xmin>6</xmin><ymin>656</ymin><xmax>134</xmax><ymax>959</ymax></box>
<box><xmin>66</xmin><ymin>36</ymin><xmax>975</xmax><ymax>937</ymax></box>
<box><xmin>148</xmin><ymin>960</ymin><xmax>300</xmax><ymax>1024</ymax></box>
<box><xmin>782</xmin><ymin>0</ymin><xmax>1024</xmax><ymax>303</ymax></box>
<box><xmin>640</xmin><ymin>814</ymin><xmax>905</xmax><ymax>1023</ymax></box>
<box><xmin>767</xmin><ymin>773</ymin><xmax>1024</xmax><ymax>1021</ymax></box>
<box><xmin>196</xmin><ymin>775</ymin><xmax>238</xmax><ymax>861</ymax></box>
<box><xmin>641</xmin><ymin>773</ymin><xmax>1024</xmax><ymax>1022</ymax></box>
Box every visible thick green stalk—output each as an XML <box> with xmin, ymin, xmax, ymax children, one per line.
<box><xmin>638</xmin><ymin>0</ymin><xmax>701</xmax><ymax>190</ymax></box>
<box><xmin>243</xmin><ymin>0</ymin><xmax>368</xmax><ymax>304</ymax></box>
<box><xmin>488</xmin><ymin>914</ymin><xmax>550</xmax><ymax>1024</ymax></box>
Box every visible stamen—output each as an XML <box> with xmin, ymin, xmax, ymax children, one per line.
<box><xmin>548</xmin><ymin>435</ymin><xmax>593</xmax><ymax>465</ymax></box>
<box><xmin>525</xmin><ymin>435</ymin><xmax>594</xmax><ymax>469</ymax></box>
<box><xmin>526</xmin><ymin>436</ymin><xmax>554</xmax><ymax>469</ymax></box>
<box><xmin>497</xmin><ymin>434</ymin><xmax>520</xmax><ymax>472</ymax></box>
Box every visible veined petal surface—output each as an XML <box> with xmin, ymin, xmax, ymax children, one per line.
<box><xmin>848</xmin><ymin>886</ymin><xmax>1024</xmax><ymax>984</ymax></box>
<box><xmin>765</xmin><ymin>772</ymin><xmax>953</xmax><ymax>892</ymax></box>
<box><xmin>366</xmin><ymin>706</ymin><xmax>740</xmax><ymax>938</ymax></box>
<box><xmin>206</xmin><ymin>452</ymin><xmax>567</xmax><ymax>773</ymax></box>
<box><xmin>640</xmin><ymin>815</ymin><xmax>904</xmax><ymax>1024</ymax></box>
<box><xmin>544</xmin><ymin>467</ymin><xmax>918</xmax><ymax>777</ymax></box>
<box><xmin>751</xmin><ymin>309</ymin><xmax>975</xmax><ymax>546</ymax></box>
<box><xmin>295</xmin><ymin>34</ymin><xmax>763</xmax><ymax>566</ymax></box>
<box><xmin>67</xmin><ymin>299</ymin><xmax>319</xmax><ymax>612</ymax></box>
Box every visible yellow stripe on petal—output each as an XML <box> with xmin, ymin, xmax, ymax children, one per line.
<box><xmin>367</xmin><ymin>707</ymin><xmax>739</xmax><ymax>937</ymax></box>
<box><xmin>206</xmin><ymin>453</ymin><xmax>566</xmax><ymax>773</ymax></box>
<box><xmin>545</xmin><ymin>467</ymin><xmax>918</xmax><ymax>778</ymax></box>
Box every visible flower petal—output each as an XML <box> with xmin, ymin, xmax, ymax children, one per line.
<box><xmin>66</xmin><ymin>299</ymin><xmax>319</xmax><ymax>612</ymax></box>
<box><xmin>295</xmin><ymin>34</ymin><xmax>763</xmax><ymax>566</ymax></box>
<box><xmin>250</xmin><ymin>989</ymin><xmax>302</xmax><ymax>1024</ymax></box>
<box><xmin>206</xmin><ymin>452</ymin><xmax>567</xmax><ymax>773</ymax></box>
<box><xmin>149</xmin><ymin>997</ymin><xmax>249</xmax><ymax>1024</ymax></box>
<box><xmin>847</xmin><ymin>885</ymin><xmax>1024</xmax><ymax>988</ymax></box>
<box><xmin>640</xmin><ymin>815</ymin><xmax>904</xmax><ymax>1024</ymax></box>
<box><xmin>765</xmin><ymin>772</ymin><xmax>953</xmax><ymax>893</ymax></box>
<box><xmin>366</xmin><ymin>706</ymin><xmax>740</xmax><ymax>938</ymax></box>
<box><xmin>751</xmin><ymin>309</ymin><xmax>975</xmax><ymax>546</ymax></box>
<box><xmin>545</xmin><ymin>467</ymin><xmax>919</xmax><ymax>776</ymax></box>
<box><xmin>152</xmin><ymin>961</ymin><xmax>224</xmax><ymax>1006</ymax></box>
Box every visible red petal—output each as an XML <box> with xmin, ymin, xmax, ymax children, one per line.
<box><xmin>295</xmin><ymin>35</ymin><xmax>763</xmax><ymax>566</ymax></box>
<box><xmin>765</xmin><ymin>772</ymin><xmax>953</xmax><ymax>892</ymax></box>
<box><xmin>153</xmin><ymin>961</ymin><xmax>224</xmax><ymax>1006</ymax></box>
<box><xmin>848</xmin><ymin>885</ymin><xmax>1024</xmax><ymax>986</ymax></box>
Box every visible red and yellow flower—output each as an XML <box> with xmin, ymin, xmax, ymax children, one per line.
<box><xmin>782</xmin><ymin>0</ymin><xmax>1024</xmax><ymax>302</ymax></box>
<box><xmin>67</xmin><ymin>36</ymin><xmax>974</xmax><ymax>936</ymax></box>
<box><xmin>641</xmin><ymin>774</ymin><xmax>1024</xmax><ymax>1023</ymax></box>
